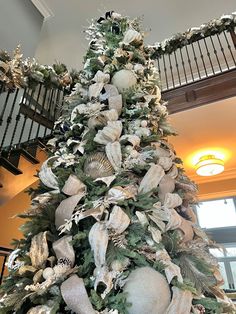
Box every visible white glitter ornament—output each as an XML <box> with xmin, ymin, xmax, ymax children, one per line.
<box><xmin>124</xmin><ymin>267</ymin><xmax>171</xmax><ymax>314</ymax></box>
<box><xmin>111</xmin><ymin>70</ymin><xmax>137</xmax><ymax>92</ymax></box>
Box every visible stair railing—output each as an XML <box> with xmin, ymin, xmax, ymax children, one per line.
<box><xmin>156</xmin><ymin>29</ymin><xmax>236</xmax><ymax>91</ymax></box>
<box><xmin>0</xmin><ymin>82</ymin><xmax>64</xmax><ymax>174</ymax></box>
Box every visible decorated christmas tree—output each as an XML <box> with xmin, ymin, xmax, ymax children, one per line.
<box><xmin>0</xmin><ymin>11</ymin><xmax>235</xmax><ymax>314</ymax></box>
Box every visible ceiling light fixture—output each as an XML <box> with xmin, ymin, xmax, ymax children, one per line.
<box><xmin>195</xmin><ymin>154</ymin><xmax>224</xmax><ymax>176</ymax></box>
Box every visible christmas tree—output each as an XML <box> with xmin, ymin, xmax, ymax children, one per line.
<box><xmin>0</xmin><ymin>11</ymin><xmax>235</xmax><ymax>314</ymax></box>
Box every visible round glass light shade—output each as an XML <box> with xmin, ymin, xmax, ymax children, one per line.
<box><xmin>195</xmin><ymin>155</ymin><xmax>224</xmax><ymax>176</ymax></box>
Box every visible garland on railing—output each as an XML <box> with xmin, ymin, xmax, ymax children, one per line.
<box><xmin>148</xmin><ymin>12</ymin><xmax>236</xmax><ymax>59</ymax></box>
<box><xmin>1</xmin><ymin>12</ymin><xmax>235</xmax><ymax>91</ymax></box>
<box><xmin>0</xmin><ymin>45</ymin><xmax>80</xmax><ymax>92</ymax></box>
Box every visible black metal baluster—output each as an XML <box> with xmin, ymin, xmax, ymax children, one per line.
<box><xmin>44</xmin><ymin>89</ymin><xmax>54</xmax><ymax>137</ymax></box>
<box><xmin>54</xmin><ymin>88</ymin><xmax>61</xmax><ymax>120</ymax></box>
<box><xmin>18</xmin><ymin>88</ymin><xmax>35</xmax><ymax>144</ymax></box>
<box><xmin>0</xmin><ymin>89</ymin><xmax>19</xmax><ymax>150</ymax></box>
<box><xmin>50</xmin><ymin>88</ymin><xmax>61</xmax><ymax>135</ymax></box>
<box><xmin>203</xmin><ymin>38</ymin><xmax>215</xmax><ymax>75</ymax></box>
<box><xmin>0</xmin><ymin>90</ymin><xmax>11</xmax><ymax>126</ymax></box>
<box><xmin>223</xmin><ymin>31</ymin><xmax>236</xmax><ymax>66</ymax></box>
<box><xmin>8</xmin><ymin>88</ymin><xmax>27</xmax><ymax>151</ymax></box>
<box><xmin>197</xmin><ymin>41</ymin><xmax>208</xmax><ymax>77</ymax></box>
<box><xmin>27</xmin><ymin>84</ymin><xmax>42</xmax><ymax>142</ymax></box>
<box><xmin>157</xmin><ymin>58</ymin><xmax>162</xmax><ymax>86</ymax></box>
<box><xmin>173</xmin><ymin>51</ymin><xmax>181</xmax><ymax>86</ymax></box>
<box><xmin>168</xmin><ymin>54</ymin><xmax>175</xmax><ymax>88</ymax></box>
<box><xmin>162</xmin><ymin>55</ymin><xmax>169</xmax><ymax>90</ymax></box>
<box><xmin>179</xmin><ymin>48</ymin><xmax>188</xmax><ymax>84</ymax></box>
<box><xmin>185</xmin><ymin>46</ymin><xmax>194</xmax><ymax>81</ymax></box>
<box><xmin>35</xmin><ymin>88</ymin><xmax>48</xmax><ymax>139</ymax></box>
<box><xmin>209</xmin><ymin>35</ymin><xmax>222</xmax><ymax>72</ymax></box>
<box><xmin>216</xmin><ymin>33</ymin><xmax>229</xmax><ymax>69</ymax></box>
<box><xmin>230</xmin><ymin>30</ymin><xmax>236</xmax><ymax>49</ymax></box>
<box><xmin>191</xmin><ymin>43</ymin><xmax>201</xmax><ymax>79</ymax></box>
<box><xmin>49</xmin><ymin>88</ymin><xmax>55</xmax><ymax>119</ymax></box>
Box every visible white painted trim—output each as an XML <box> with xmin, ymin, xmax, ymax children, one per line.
<box><xmin>31</xmin><ymin>0</ymin><xmax>54</xmax><ymax>19</ymax></box>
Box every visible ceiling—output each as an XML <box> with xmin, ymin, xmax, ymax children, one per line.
<box><xmin>35</xmin><ymin>0</ymin><xmax>236</xmax><ymax>68</ymax></box>
<box><xmin>169</xmin><ymin>97</ymin><xmax>236</xmax><ymax>185</ymax></box>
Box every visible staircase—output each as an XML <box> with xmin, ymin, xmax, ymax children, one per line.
<box><xmin>0</xmin><ymin>82</ymin><xmax>64</xmax><ymax>202</ymax></box>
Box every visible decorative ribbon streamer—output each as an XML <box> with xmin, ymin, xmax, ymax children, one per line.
<box><xmin>55</xmin><ymin>194</ymin><xmax>85</xmax><ymax>229</ymax></box>
<box><xmin>53</xmin><ymin>235</ymin><xmax>75</xmax><ymax>266</ymax></box>
<box><xmin>61</xmin><ymin>274</ymin><xmax>95</xmax><ymax>314</ymax></box>
<box><xmin>62</xmin><ymin>174</ymin><xmax>86</xmax><ymax>196</ymax></box>
<box><xmin>166</xmin><ymin>286</ymin><xmax>192</xmax><ymax>314</ymax></box>
<box><xmin>55</xmin><ymin>174</ymin><xmax>86</xmax><ymax>230</ymax></box>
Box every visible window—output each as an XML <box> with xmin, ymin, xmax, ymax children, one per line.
<box><xmin>196</xmin><ymin>198</ymin><xmax>236</xmax><ymax>229</ymax></box>
<box><xmin>210</xmin><ymin>244</ymin><xmax>236</xmax><ymax>290</ymax></box>
<box><xmin>196</xmin><ymin>197</ymin><xmax>236</xmax><ymax>290</ymax></box>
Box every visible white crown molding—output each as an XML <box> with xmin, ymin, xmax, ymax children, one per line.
<box><xmin>31</xmin><ymin>0</ymin><xmax>54</xmax><ymax>19</ymax></box>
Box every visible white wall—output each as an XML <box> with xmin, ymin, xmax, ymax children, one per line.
<box><xmin>35</xmin><ymin>0</ymin><xmax>236</xmax><ymax>69</ymax></box>
<box><xmin>0</xmin><ymin>0</ymin><xmax>44</xmax><ymax>57</ymax></box>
